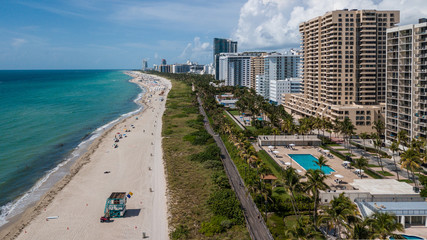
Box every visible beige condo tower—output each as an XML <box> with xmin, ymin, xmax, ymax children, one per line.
<box><xmin>284</xmin><ymin>9</ymin><xmax>400</xmax><ymax>133</ymax></box>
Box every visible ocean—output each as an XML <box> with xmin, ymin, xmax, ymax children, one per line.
<box><xmin>0</xmin><ymin>70</ymin><xmax>142</xmax><ymax>226</ymax></box>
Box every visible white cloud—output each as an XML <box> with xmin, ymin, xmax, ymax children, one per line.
<box><xmin>233</xmin><ymin>0</ymin><xmax>427</xmax><ymax>49</ymax></box>
<box><xmin>11</xmin><ymin>38</ymin><xmax>27</xmax><ymax>47</ymax></box>
<box><xmin>179</xmin><ymin>37</ymin><xmax>211</xmax><ymax>63</ymax></box>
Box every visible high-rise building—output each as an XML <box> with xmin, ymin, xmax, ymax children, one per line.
<box><xmin>218</xmin><ymin>52</ymin><xmax>263</xmax><ymax>87</ymax></box>
<box><xmin>250</xmin><ymin>54</ymin><xmax>267</xmax><ymax>89</ymax></box>
<box><xmin>385</xmin><ymin>18</ymin><xmax>427</xmax><ymax>143</ymax></box>
<box><xmin>213</xmin><ymin>38</ymin><xmax>237</xmax><ymax>80</ymax></box>
<box><xmin>142</xmin><ymin>59</ymin><xmax>148</xmax><ymax>70</ymax></box>
<box><xmin>254</xmin><ymin>53</ymin><xmax>301</xmax><ymax>100</ymax></box>
<box><xmin>284</xmin><ymin>9</ymin><xmax>400</xmax><ymax>133</ymax></box>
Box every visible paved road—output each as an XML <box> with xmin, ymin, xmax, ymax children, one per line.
<box><xmin>343</xmin><ymin>140</ymin><xmax>414</xmax><ymax>181</ymax></box>
<box><xmin>197</xmin><ymin>96</ymin><xmax>274</xmax><ymax>240</ymax></box>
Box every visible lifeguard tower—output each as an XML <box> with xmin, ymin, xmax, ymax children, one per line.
<box><xmin>104</xmin><ymin>192</ymin><xmax>127</xmax><ymax>218</ymax></box>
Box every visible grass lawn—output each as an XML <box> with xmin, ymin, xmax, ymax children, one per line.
<box><xmin>223</xmin><ymin>110</ymin><xmax>243</xmax><ymax>130</ymax></box>
<box><xmin>228</xmin><ymin>110</ymin><xmax>240</xmax><ymax>115</ymax></box>
<box><xmin>246</xmin><ymin>126</ymin><xmax>257</xmax><ymax>132</ymax></box>
<box><xmin>377</xmin><ymin>171</ymin><xmax>394</xmax><ymax>177</ymax></box>
<box><xmin>257</xmin><ymin>150</ymin><xmax>283</xmax><ymax>178</ymax></box>
<box><xmin>398</xmin><ymin>179</ymin><xmax>414</xmax><ymax>183</ymax></box>
<box><xmin>367</xmin><ymin>164</ymin><xmax>379</xmax><ymax>167</ymax></box>
<box><xmin>326</xmin><ymin>144</ymin><xmax>342</xmax><ymax>147</ymax></box>
<box><xmin>364</xmin><ymin>168</ymin><xmax>384</xmax><ymax>179</ymax></box>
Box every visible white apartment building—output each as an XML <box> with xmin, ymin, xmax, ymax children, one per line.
<box><xmin>270</xmin><ymin>78</ymin><xmax>302</xmax><ymax>105</ymax></box>
<box><xmin>385</xmin><ymin>18</ymin><xmax>427</xmax><ymax>143</ymax></box>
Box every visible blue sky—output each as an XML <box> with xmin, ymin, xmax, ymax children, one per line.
<box><xmin>0</xmin><ymin>0</ymin><xmax>246</xmax><ymax>69</ymax></box>
<box><xmin>1</xmin><ymin>0</ymin><xmax>425</xmax><ymax>69</ymax></box>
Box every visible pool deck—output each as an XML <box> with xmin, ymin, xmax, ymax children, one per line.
<box><xmin>262</xmin><ymin>145</ymin><xmax>372</xmax><ymax>189</ymax></box>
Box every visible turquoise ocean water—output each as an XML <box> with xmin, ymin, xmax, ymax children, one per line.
<box><xmin>0</xmin><ymin>70</ymin><xmax>142</xmax><ymax>226</ymax></box>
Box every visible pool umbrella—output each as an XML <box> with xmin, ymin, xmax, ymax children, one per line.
<box><xmin>273</xmin><ymin>150</ymin><xmax>280</xmax><ymax>154</ymax></box>
<box><xmin>268</xmin><ymin>146</ymin><xmax>274</xmax><ymax>149</ymax></box>
<box><xmin>343</xmin><ymin>161</ymin><xmax>351</xmax><ymax>164</ymax></box>
<box><xmin>285</xmin><ymin>162</ymin><xmax>291</xmax><ymax>166</ymax></box>
<box><xmin>296</xmin><ymin>169</ymin><xmax>302</xmax><ymax>173</ymax></box>
<box><xmin>323</xmin><ymin>150</ymin><xmax>330</xmax><ymax>153</ymax></box>
<box><xmin>289</xmin><ymin>143</ymin><xmax>295</xmax><ymax>147</ymax></box>
<box><xmin>334</xmin><ymin>174</ymin><xmax>344</xmax><ymax>178</ymax></box>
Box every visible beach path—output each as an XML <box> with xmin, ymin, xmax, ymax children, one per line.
<box><xmin>14</xmin><ymin>73</ymin><xmax>170</xmax><ymax>240</ymax></box>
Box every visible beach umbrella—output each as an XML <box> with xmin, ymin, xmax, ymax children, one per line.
<box><xmin>268</xmin><ymin>146</ymin><xmax>274</xmax><ymax>149</ymax></box>
<box><xmin>334</xmin><ymin>174</ymin><xmax>344</xmax><ymax>178</ymax></box>
<box><xmin>273</xmin><ymin>150</ymin><xmax>280</xmax><ymax>154</ymax></box>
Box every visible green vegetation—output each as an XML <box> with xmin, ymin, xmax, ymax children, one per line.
<box><xmin>398</xmin><ymin>179</ymin><xmax>414</xmax><ymax>183</ymax></box>
<box><xmin>257</xmin><ymin>150</ymin><xmax>282</xmax><ymax>177</ymax></box>
<box><xmin>228</xmin><ymin>110</ymin><xmax>240</xmax><ymax>115</ymax></box>
<box><xmin>156</xmin><ymin>71</ymin><xmax>407</xmax><ymax>240</ymax></box>
<box><xmin>364</xmin><ymin>168</ymin><xmax>384</xmax><ymax>179</ymax></box>
<box><xmin>350</xmin><ymin>141</ymin><xmax>391</xmax><ymax>159</ymax></box>
<box><xmin>156</xmin><ymin>73</ymin><xmax>248</xmax><ymax>239</ymax></box>
<box><xmin>377</xmin><ymin>171</ymin><xmax>394</xmax><ymax>177</ymax></box>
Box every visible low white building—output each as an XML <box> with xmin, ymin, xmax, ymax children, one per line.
<box><xmin>269</xmin><ymin>78</ymin><xmax>302</xmax><ymax>104</ymax></box>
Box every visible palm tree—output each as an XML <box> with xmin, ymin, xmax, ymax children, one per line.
<box><xmin>390</xmin><ymin>141</ymin><xmax>400</xmax><ymax>180</ymax></box>
<box><xmin>401</xmin><ymin>147</ymin><xmax>421</xmax><ymax>188</ymax></box>
<box><xmin>373</xmin><ymin>134</ymin><xmax>385</xmax><ymax>173</ymax></box>
<box><xmin>318</xmin><ymin>193</ymin><xmax>359</xmax><ymax>239</ymax></box>
<box><xmin>340</xmin><ymin>118</ymin><xmax>355</xmax><ymax>152</ymax></box>
<box><xmin>367</xmin><ymin>212</ymin><xmax>404</xmax><ymax>239</ymax></box>
<box><xmin>298</xmin><ymin>118</ymin><xmax>309</xmax><ymax>144</ymax></box>
<box><xmin>359</xmin><ymin>132</ymin><xmax>370</xmax><ymax>155</ymax></box>
<box><xmin>333</xmin><ymin>118</ymin><xmax>341</xmax><ymax>139</ymax></box>
<box><xmin>282</xmin><ymin>167</ymin><xmax>302</xmax><ymax>217</ymax></box>
<box><xmin>315</xmin><ymin>155</ymin><xmax>330</xmax><ymax>173</ymax></box>
<box><xmin>353</xmin><ymin>157</ymin><xmax>368</xmax><ymax>179</ymax></box>
<box><xmin>397</xmin><ymin>130</ymin><xmax>409</xmax><ymax>148</ymax></box>
<box><xmin>284</xmin><ymin>216</ymin><xmax>323</xmax><ymax>240</ymax></box>
<box><xmin>347</xmin><ymin>219</ymin><xmax>371</xmax><ymax>240</ymax></box>
<box><xmin>272</xmin><ymin>128</ymin><xmax>280</xmax><ymax>149</ymax></box>
<box><xmin>372</xmin><ymin>119</ymin><xmax>385</xmax><ymax>139</ymax></box>
<box><xmin>305</xmin><ymin>169</ymin><xmax>329</xmax><ymax>225</ymax></box>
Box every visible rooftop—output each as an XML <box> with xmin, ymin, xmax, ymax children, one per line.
<box><xmin>351</xmin><ymin>179</ymin><xmax>416</xmax><ymax>195</ymax></box>
<box><xmin>363</xmin><ymin>201</ymin><xmax>427</xmax><ymax>216</ymax></box>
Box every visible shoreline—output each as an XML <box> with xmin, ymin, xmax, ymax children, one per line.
<box><xmin>0</xmin><ymin>71</ymin><xmax>170</xmax><ymax>239</ymax></box>
<box><xmin>0</xmin><ymin>70</ymin><xmax>144</xmax><ymax>230</ymax></box>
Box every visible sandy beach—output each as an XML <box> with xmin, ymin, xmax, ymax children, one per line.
<box><xmin>0</xmin><ymin>72</ymin><xmax>170</xmax><ymax>240</ymax></box>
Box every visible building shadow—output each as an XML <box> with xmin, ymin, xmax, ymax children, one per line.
<box><xmin>125</xmin><ymin>209</ymin><xmax>141</xmax><ymax>217</ymax></box>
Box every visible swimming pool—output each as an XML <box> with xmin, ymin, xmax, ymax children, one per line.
<box><xmin>288</xmin><ymin>154</ymin><xmax>336</xmax><ymax>175</ymax></box>
<box><xmin>390</xmin><ymin>235</ymin><xmax>424</xmax><ymax>240</ymax></box>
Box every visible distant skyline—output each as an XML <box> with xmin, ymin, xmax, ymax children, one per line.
<box><xmin>1</xmin><ymin>0</ymin><xmax>426</xmax><ymax>69</ymax></box>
